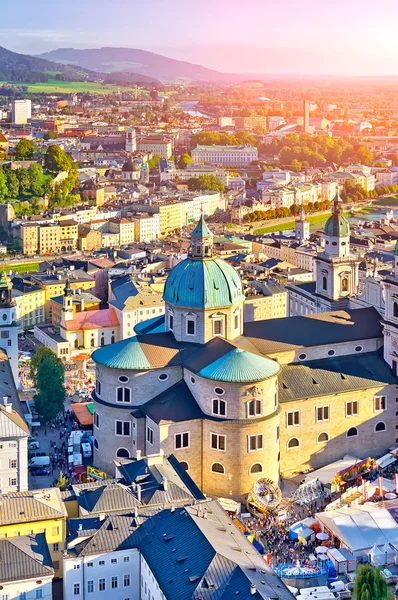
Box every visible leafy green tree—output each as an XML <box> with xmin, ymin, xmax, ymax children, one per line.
<box><xmin>177</xmin><ymin>153</ymin><xmax>192</xmax><ymax>169</ymax></box>
<box><xmin>187</xmin><ymin>175</ymin><xmax>225</xmax><ymax>193</ymax></box>
<box><xmin>5</xmin><ymin>170</ymin><xmax>19</xmax><ymax>198</ymax></box>
<box><xmin>44</xmin><ymin>145</ymin><xmax>73</xmax><ymax>173</ymax></box>
<box><xmin>148</xmin><ymin>154</ymin><xmax>161</xmax><ymax>171</ymax></box>
<box><xmin>31</xmin><ymin>347</ymin><xmax>65</xmax><ymax>423</ymax></box>
<box><xmin>34</xmin><ymin>357</ymin><xmax>65</xmax><ymax>423</ymax></box>
<box><xmin>0</xmin><ymin>169</ymin><xmax>8</xmax><ymax>202</ymax></box>
<box><xmin>353</xmin><ymin>564</ymin><xmax>387</xmax><ymax>600</ymax></box>
<box><xmin>290</xmin><ymin>159</ymin><xmax>302</xmax><ymax>172</ymax></box>
<box><xmin>14</xmin><ymin>139</ymin><xmax>37</xmax><ymax>160</ymax></box>
<box><xmin>16</xmin><ymin>168</ymin><xmax>30</xmax><ymax>195</ymax></box>
<box><xmin>27</xmin><ymin>163</ymin><xmax>44</xmax><ymax>195</ymax></box>
<box><xmin>43</xmin><ymin>130</ymin><xmax>58</xmax><ymax>140</ymax></box>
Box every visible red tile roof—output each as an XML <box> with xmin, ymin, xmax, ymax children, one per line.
<box><xmin>65</xmin><ymin>308</ymin><xmax>119</xmax><ymax>331</ymax></box>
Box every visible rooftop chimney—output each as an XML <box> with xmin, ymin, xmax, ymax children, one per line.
<box><xmin>3</xmin><ymin>396</ymin><xmax>11</xmax><ymax>413</ymax></box>
<box><xmin>136</xmin><ymin>484</ymin><xmax>142</xmax><ymax>503</ymax></box>
<box><xmin>162</xmin><ymin>476</ymin><xmax>168</xmax><ymax>492</ymax></box>
<box><xmin>250</xmin><ymin>584</ymin><xmax>257</xmax><ymax>595</ymax></box>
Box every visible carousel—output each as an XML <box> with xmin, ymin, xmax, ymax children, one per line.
<box><xmin>247</xmin><ymin>477</ymin><xmax>282</xmax><ymax>515</ymax></box>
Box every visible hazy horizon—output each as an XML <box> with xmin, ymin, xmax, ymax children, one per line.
<box><xmin>3</xmin><ymin>0</ymin><xmax>398</xmax><ymax>76</ymax></box>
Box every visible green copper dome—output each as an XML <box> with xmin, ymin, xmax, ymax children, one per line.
<box><xmin>198</xmin><ymin>347</ymin><xmax>281</xmax><ymax>383</ymax></box>
<box><xmin>92</xmin><ymin>336</ymin><xmax>151</xmax><ymax>370</ymax></box>
<box><xmin>324</xmin><ymin>193</ymin><xmax>350</xmax><ymax>238</ymax></box>
<box><xmin>163</xmin><ymin>257</ymin><xmax>245</xmax><ymax>309</ymax></box>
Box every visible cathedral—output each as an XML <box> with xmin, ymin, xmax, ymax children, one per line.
<box><xmin>92</xmin><ymin>211</ymin><xmax>398</xmax><ymax>500</ymax></box>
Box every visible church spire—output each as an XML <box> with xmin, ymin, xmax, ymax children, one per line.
<box><xmin>190</xmin><ymin>214</ymin><xmax>214</xmax><ymax>258</ymax></box>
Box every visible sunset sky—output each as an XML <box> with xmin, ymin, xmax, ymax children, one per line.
<box><xmin>3</xmin><ymin>0</ymin><xmax>398</xmax><ymax>75</ymax></box>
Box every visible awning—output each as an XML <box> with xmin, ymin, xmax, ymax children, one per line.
<box><xmin>71</xmin><ymin>402</ymin><xmax>94</xmax><ymax>426</ymax></box>
<box><xmin>376</xmin><ymin>454</ymin><xmax>396</xmax><ymax>470</ymax></box>
<box><xmin>72</xmin><ymin>354</ymin><xmax>91</xmax><ymax>361</ymax></box>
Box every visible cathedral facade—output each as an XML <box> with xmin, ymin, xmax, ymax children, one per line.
<box><xmin>92</xmin><ymin>213</ymin><xmax>398</xmax><ymax>499</ymax></box>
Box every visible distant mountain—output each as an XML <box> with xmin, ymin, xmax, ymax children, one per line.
<box><xmin>39</xmin><ymin>47</ymin><xmax>237</xmax><ymax>83</ymax></box>
<box><xmin>0</xmin><ymin>46</ymin><xmax>158</xmax><ymax>85</ymax></box>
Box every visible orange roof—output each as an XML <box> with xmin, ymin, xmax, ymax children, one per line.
<box><xmin>65</xmin><ymin>308</ymin><xmax>119</xmax><ymax>331</ymax></box>
<box><xmin>71</xmin><ymin>402</ymin><xmax>94</xmax><ymax>426</ymax></box>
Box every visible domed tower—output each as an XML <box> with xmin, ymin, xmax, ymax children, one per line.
<box><xmin>121</xmin><ymin>158</ymin><xmax>140</xmax><ymax>181</ymax></box>
<box><xmin>314</xmin><ymin>193</ymin><xmax>360</xmax><ymax>305</ymax></box>
<box><xmin>0</xmin><ymin>272</ymin><xmax>18</xmax><ymax>386</ymax></box>
<box><xmin>125</xmin><ymin>127</ymin><xmax>136</xmax><ymax>153</ymax></box>
<box><xmin>163</xmin><ymin>216</ymin><xmax>245</xmax><ymax>344</ymax></box>
<box><xmin>295</xmin><ymin>204</ymin><xmax>309</xmax><ymax>243</ymax></box>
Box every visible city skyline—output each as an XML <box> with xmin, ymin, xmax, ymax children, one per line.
<box><xmin>3</xmin><ymin>0</ymin><xmax>398</xmax><ymax>76</ymax></box>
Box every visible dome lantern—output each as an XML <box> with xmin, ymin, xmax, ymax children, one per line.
<box><xmin>190</xmin><ymin>214</ymin><xmax>214</xmax><ymax>259</ymax></box>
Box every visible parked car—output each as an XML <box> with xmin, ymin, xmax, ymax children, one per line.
<box><xmin>28</xmin><ymin>435</ymin><xmax>37</xmax><ymax>443</ymax></box>
<box><xmin>28</xmin><ymin>441</ymin><xmax>40</xmax><ymax>450</ymax></box>
<box><xmin>29</xmin><ymin>467</ymin><xmax>50</xmax><ymax>476</ymax></box>
<box><xmin>29</xmin><ymin>456</ymin><xmax>50</xmax><ymax>467</ymax></box>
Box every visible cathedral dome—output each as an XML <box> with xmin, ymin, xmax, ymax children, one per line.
<box><xmin>163</xmin><ymin>215</ymin><xmax>245</xmax><ymax>309</ymax></box>
<box><xmin>122</xmin><ymin>159</ymin><xmax>140</xmax><ymax>172</ymax></box>
<box><xmin>324</xmin><ymin>193</ymin><xmax>350</xmax><ymax>238</ymax></box>
<box><xmin>163</xmin><ymin>257</ymin><xmax>245</xmax><ymax>309</ymax></box>
<box><xmin>198</xmin><ymin>347</ymin><xmax>280</xmax><ymax>383</ymax></box>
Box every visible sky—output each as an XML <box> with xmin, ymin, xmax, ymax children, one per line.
<box><xmin>2</xmin><ymin>0</ymin><xmax>398</xmax><ymax>75</ymax></box>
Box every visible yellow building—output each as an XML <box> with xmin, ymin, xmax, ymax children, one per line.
<box><xmin>19</xmin><ymin>223</ymin><xmax>39</xmax><ymax>256</ymax></box>
<box><xmin>78</xmin><ymin>227</ymin><xmax>103</xmax><ymax>251</ymax></box>
<box><xmin>13</xmin><ymin>279</ymin><xmax>46</xmax><ymax>329</ymax></box>
<box><xmin>59</xmin><ymin>219</ymin><xmax>79</xmax><ymax>252</ymax></box>
<box><xmin>39</xmin><ymin>224</ymin><xmax>61</xmax><ymax>255</ymax></box>
<box><xmin>30</xmin><ymin>271</ymin><xmax>96</xmax><ymax>321</ymax></box>
<box><xmin>108</xmin><ymin>217</ymin><xmax>135</xmax><ymax>245</ymax></box>
<box><xmin>0</xmin><ymin>488</ymin><xmax>68</xmax><ymax>577</ymax></box>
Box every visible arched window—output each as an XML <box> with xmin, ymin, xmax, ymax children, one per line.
<box><xmin>116</xmin><ymin>448</ymin><xmax>130</xmax><ymax>458</ymax></box>
<box><xmin>342</xmin><ymin>278</ymin><xmax>348</xmax><ymax>292</ymax></box>
<box><xmin>100</xmin><ymin>336</ymin><xmax>105</xmax><ymax>347</ymax></box>
<box><xmin>212</xmin><ymin>398</ymin><xmax>226</xmax><ymax>416</ymax></box>
<box><xmin>94</xmin><ymin>438</ymin><xmax>99</xmax><ymax>450</ymax></box>
<box><xmin>211</xmin><ymin>462</ymin><xmax>225</xmax><ymax>474</ymax></box>
<box><xmin>111</xmin><ymin>335</ymin><xmax>115</xmax><ymax>344</ymax></box>
<box><xmin>287</xmin><ymin>437</ymin><xmax>300</xmax><ymax>449</ymax></box>
<box><xmin>247</xmin><ymin>399</ymin><xmax>262</xmax><ymax>417</ymax></box>
<box><xmin>322</xmin><ymin>276</ymin><xmax>327</xmax><ymax>291</ymax></box>
<box><xmin>117</xmin><ymin>387</ymin><xmax>131</xmax><ymax>403</ymax></box>
<box><xmin>347</xmin><ymin>427</ymin><xmax>358</xmax><ymax>437</ymax></box>
<box><xmin>179</xmin><ymin>461</ymin><xmax>189</xmax><ymax>471</ymax></box>
<box><xmin>394</xmin><ymin>302</ymin><xmax>398</xmax><ymax>318</ymax></box>
<box><xmin>250</xmin><ymin>463</ymin><xmax>263</xmax><ymax>474</ymax></box>
<box><xmin>375</xmin><ymin>422</ymin><xmax>386</xmax><ymax>432</ymax></box>
<box><xmin>74</xmin><ymin>339</ymin><xmax>79</xmax><ymax>349</ymax></box>
<box><xmin>317</xmin><ymin>432</ymin><xmax>329</xmax><ymax>443</ymax></box>
<box><xmin>90</xmin><ymin>338</ymin><xmax>95</xmax><ymax>348</ymax></box>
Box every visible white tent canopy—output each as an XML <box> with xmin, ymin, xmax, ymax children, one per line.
<box><xmin>317</xmin><ymin>502</ymin><xmax>398</xmax><ymax>555</ymax></box>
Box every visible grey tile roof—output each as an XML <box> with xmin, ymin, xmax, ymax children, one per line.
<box><xmin>0</xmin><ymin>533</ymin><xmax>53</xmax><ymax>583</ymax></box>
<box><xmin>136</xmin><ymin>380</ymin><xmax>205</xmax><ymax>424</ymax></box>
<box><xmin>67</xmin><ymin>501</ymin><xmax>293</xmax><ymax>600</ymax></box>
<box><xmin>0</xmin><ymin>489</ymin><xmax>67</xmax><ymax>525</ymax></box>
<box><xmin>72</xmin><ymin>480</ymin><xmax>141</xmax><ymax>515</ymax></box>
<box><xmin>242</xmin><ymin>307</ymin><xmax>382</xmax><ymax>355</ymax></box>
<box><xmin>279</xmin><ymin>351</ymin><xmax>396</xmax><ymax>402</ymax></box>
<box><xmin>114</xmin><ymin>455</ymin><xmax>205</xmax><ymax>505</ymax></box>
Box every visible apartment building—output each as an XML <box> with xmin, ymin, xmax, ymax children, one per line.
<box><xmin>13</xmin><ymin>278</ymin><xmax>46</xmax><ymax>329</ymax></box>
<box><xmin>244</xmin><ymin>281</ymin><xmax>288</xmax><ymax>321</ymax></box>
<box><xmin>233</xmin><ymin>115</ymin><xmax>268</xmax><ymax>130</ymax></box>
<box><xmin>0</xmin><ymin>398</ymin><xmax>29</xmax><ymax>493</ymax></box>
<box><xmin>17</xmin><ymin>220</ymin><xmax>79</xmax><ymax>255</ymax></box>
<box><xmin>108</xmin><ymin>218</ymin><xmax>135</xmax><ymax>245</ymax></box>
<box><xmin>132</xmin><ymin>213</ymin><xmax>160</xmax><ymax>242</ymax></box>
<box><xmin>191</xmin><ymin>144</ymin><xmax>258</xmax><ymax>166</ymax></box>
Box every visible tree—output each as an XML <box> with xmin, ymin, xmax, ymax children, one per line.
<box><xmin>14</xmin><ymin>139</ymin><xmax>37</xmax><ymax>160</ymax></box>
<box><xmin>34</xmin><ymin>358</ymin><xmax>65</xmax><ymax>423</ymax></box>
<box><xmin>31</xmin><ymin>347</ymin><xmax>65</xmax><ymax>424</ymax></box>
<box><xmin>27</xmin><ymin>163</ymin><xmax>44</xmax><ymax>196</ymax></box>
<box><xmin>0</xmin><ymin>169</ymin><xmax>8</xmax><ymax>203</ymax></box>
<box><xmin>187</xmin><ymin>175</ymin><xmax>225</xmax><ymax>193</ymax></box>
<box><xmin>44</xmin><ymin>145</ymin><xmax>73</xmax><ymax>173</ymax></box>
<box><xmin>5</xmin><ymin>170</ymin><xmax>19</xmax><ymax>198</ymax></box>
<box><xmin>43</xmin><ymin>130</ymin><xmax>58</xmax><ymax>140</ymax></box>
<box><xmin>177</xmin><ymin>153</ymin><xmax>192</xmax><ymax>169</ymax></box>
<box><xmin>30</xmin><ymin>346</ymin><xmax>64</xmax><ymax>383</ymax></box>
<box><xmin>16</xmin><ymin>168</ymin><xmax>30</xmax><ymax>195</ymax></box>
<box><xmin>148</xmin><ymin>154</ymin><xmax>161</xmax><ymax>171</ymax></box>
<box><xmin>353</xmin><ymin>564</ymin><xmax>387</xmax><ymax>600</ymax></box>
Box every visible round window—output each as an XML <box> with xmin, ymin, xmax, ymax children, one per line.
<box><xmin>355</xmin><ymin>345</ymin><xmax>363</xmax><ymax>352</ymax></box>
<box><xmin>118</xmin><ymin>375</ymin><xmax>129</xmax><ymax>383</ymax></box>
<box><xmin>332</xmin><ymin>241</ymin><xmax>338</xmax><ymax>246</ymax></box>
<box><xmin>327</xmin><ymin>350</ymin><xmax>335</xmax><ymax>356</ymax></box>
<box><xmin>2</xmin><ymin>314</ymin><xmax>6</xmax><ymax>321</ymax></box>
<box><xmin>158</xmin><ymin>373</ymin><xmax>169</xmax><ymax>381</ymax></box>
<box><xmin>214</xmin><ymin>387</ymin><xmax>224</xmax><ymax>396</ymax></box>
<box><xmin>298</xmin><ymin>353</ymin><xmax>307</xmax><ymax>361</ymax></box>
<box><xmin>190</xmin><ymin>376</ymin><xmax>195</xmax><ymax>385</ymax></box>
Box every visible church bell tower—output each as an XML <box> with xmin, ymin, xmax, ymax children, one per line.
<box><xmin>0</xmin><ymin>272</ymin><xmax>19</xmax><ymax>386</ymax></box>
